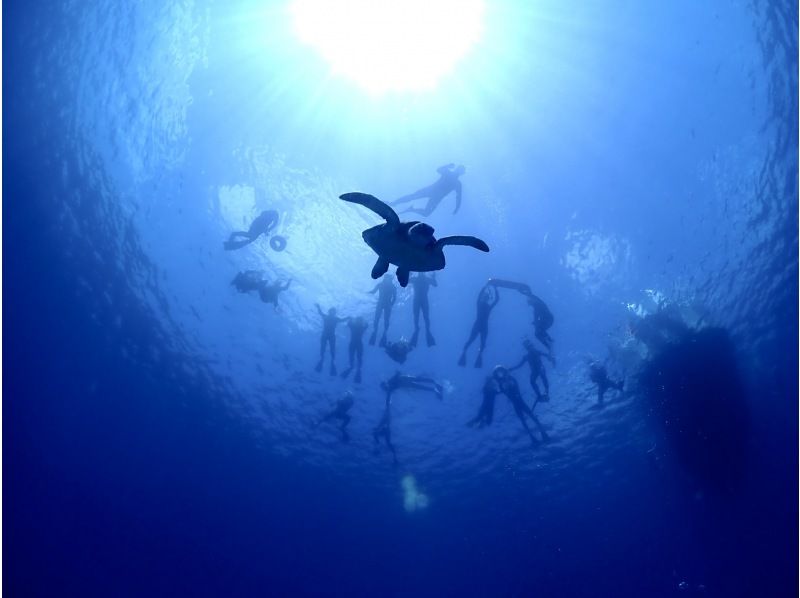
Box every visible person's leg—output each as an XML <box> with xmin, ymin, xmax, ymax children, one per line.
<box><xmin>529</xmin><ymin>374</ymin><xmax>543</xmax><ymax>401</ymax></box>
<box><xmin>329</xmin><ymin>335</ymin><xmax>337</xmax><ymax>375</ymax></box>
<box><xmin>513</xmin><ymin>403</ymin><xmax>539</xmax><ymax>445</ymax></box>
<box><xmin>339</xmin><ymin>414</ymin><xmax>351</xmax><ymax>442</ymax></box>
<box><xmin>475</xmin><ymin>325</ymin><xmax>488</xmax><ymax>367</ymax></box>
<box><xmin>411</xmin><ymin>300</ymin><xmax>421</xmax><ymax>346</ymax></box>
<box><xmin>370</xmin><ymin>305</ymin><xmax>380</xmax><ymax>345</ymax></box>
<box><xmin>422</xmin><ymin>298</ymin><xmax>435</xmax><ymax>346</ymax></box>
<box><xmin>315</xmin><ymin>334</ymin><xmax>326</xmax><ymax>371</ymax></box>
<box><xmin>459</xmin><ymin>321</ymin><xmax>480</xmax><ymax>365</ymax></box>
<box><xmin>392</xmin><ymin>187</ymin><xmax>430</xmax><ymax>205</ymax></box>
<box><xmin>355</xmin><ymin>343</ymin><xmax>364</xmax><ymax>382</ymax></box>
<box><xmin>540</xmin><ymin>368</ymin><xmax>550</xmax><ymax>396</ymax></box>
<box><xmin>381</xmin><ymin>304</ymin><xmax>391</xmax><ymax>346</ymax></box>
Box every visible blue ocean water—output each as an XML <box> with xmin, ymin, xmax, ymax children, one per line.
<box><xmin>4</xmin><ymin>1</ymin><xmax>797</xmax><ymax>596</ymax></box>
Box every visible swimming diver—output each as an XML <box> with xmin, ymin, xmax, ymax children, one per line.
<box><xmin>493</xmin><ymin>366</ymin><xmax>549</xmax><ymax>445</ymax></box>
<box><xmin>525</xmin><ymin>292</ymin><xmax>555</xmax><ymax>354</ymax></box>
<box><xmin>368</xmin><ymin>274</ymin><xmax>397</xmax><ymax>346</ymax></box>
<box><xmin>509</xmin><ymin>339</ymin><xmax>555</xmax><ymax>409</ymax></box>
<box><xmin>459</xmin><ymin>282</ymin><xmax>500</xmax><ymax>368</ymax></box>
<box><xmin>224</xmin><ymin>209</ymin><xmax>279</xmax><ymax>250</ymax></box>
<box><xmin>373</xmin><ymin>372</ymin><xmax>444</xmax><ymax>464</ymax></box>
<box><xmin>467</xmin><ymin>374</ymin><xmax>500</xmax><ymax>428</ymax></box>
<box><xmin>390</xmin><ymin>163</ymin><xmax>465</xmax><ymax>217</ymax></box>
<box><xmin>341</xmin><ymin>316</ymin><xmax>369</xmax><ymax>383</ymax></box>
<box><xmin>313</xmin><ymin>391</ymin><xmax>355</xmax><ymax>442</ymax></box>
<box><xmin>409</xmin><ymin>272</ymin><xmax>437</xmax><ymax>348</ymax></box>
<box><xmin>385</xmin><ymin>338</ymin><xmax>413</xmax><ymax>364</ymax></box>
<box><xmin>231</xmin><ymin>270</ymin><xmax>266</xmax><ymax>294</ymax></box>
<box><xmin>258</xmin><ymin>279</ymin><xmax>292</xmax><ymax>309</ymax></box>
<box><xmin>589</xmin><ymin>362</ymin><xmax>624</xmax><ymax>406</ymax></box>
<box><xmin>314</xmin><ymin>304</ymin><xmax>347</xmax><ymax>375</ymax></box>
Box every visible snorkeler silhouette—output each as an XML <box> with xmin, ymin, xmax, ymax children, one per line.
<box><xmin>314</xmin><ymin>304</ymin><xmax>347</xmax><ymax>376</ymax></box>
<box><xmin>258</xmin><ymin>279</ymin><xmax>291</xmax><ymax>309</ymax></box>
<box><xmin>313</xmin><ymin>391</ymin><xmax>355</xmax><ymax>443</ymax></box>
<box><xmin>339</xmin><ymin>192</ymin><xmax>489</xmax><ymax>287</ymax></box>
<box><xmin>509</xmin><ymin>339</ymin><xmax>555</xmax><ymax>409</ymax></box>
<box><xmin>589</xmin><ymin>362</ymin><xmax>624</xmax><ymax>406</ymax></box>
<box><xmin>368</xmin><ymin>274</ymin><xmax>397</xmax><ymax>346</ymax></box>
<box><xmin>231</xmin><ymin>270</ymin><xmax>266</xmax><ymax>293</ymax></box>
<box><xmin>467</xmin><ymin>375</ymin><xmax>500</xmax><ymax>428</ymax></box>
<box><xmin>224</xmin><ymin>209</ymin><xmax>286</xmax><ymax>251</ymax></box>
<box><xmin>391</xmin><ymin>163</ymin><xmax>465</xmax><ymax>217</ymax></box>
<box><xmin>374</xmin><ymin>372</ymin><xmax>444</xmax><ymax>464</ymax></box>
<box><xmin>489</xmin><ymin>279</ymin><xmax>554</xmax><ymax>354</ymax></box>
<box><xmin>459</xmin><ymin>282</ymin><xmax>500</xmax><ymax>368</ymax></box>
<box><xmin>410</xmin><ymin>273</ymin><xmax>437</xmax><ymax>348</ymax></box>
<box><xmin>385</xmin><ymin>337</ymin><xmax>413</xmax><ymax>364</ymax></box>
<box><xmin>341</xmin><ymin>316</ymin><xmax>369</xmax><ymax>383</ymax></box>
<box><xmin>493</xmin><ymin>366</ymin><xmax>549</xmax><ymax>445</ymax></box>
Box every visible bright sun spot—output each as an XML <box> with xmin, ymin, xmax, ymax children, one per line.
<box><xmin>290</xmin><ymin>0</ymin><xmax>485</xmax><ymax>93</ymax></box>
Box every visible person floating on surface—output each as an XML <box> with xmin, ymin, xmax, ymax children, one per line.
<box><xmin>510</xmin><ymin>339</ymin><xmax>555</xmax><ymax>409</ymax></box>
<box><xmin>224</xmin><ymin>209</ymin><xmax>281</xmax><ymax>251</ymax></box>
<box><xmin>368</xmin><ymin>274</ymin><xmax>397</xmax><ymax>347</ymax></box>
<box><xmin>410</xmin><ymin>273</ymin><xmax>437</xmax><ymax>348</ymax></box>
<box><xmin>341</xmin><ymin>316</ymin><xmax>369</xmax><ymax>383</ymax></box>
<box><xmin>313</xmin><ymin>391</ymin><xmax>355</xmax><ymax>443</ymax></box>
<box><xmin>390</xmin><ymin>163</ymin><xmax>465</xmax><ymax>217</ymax></box>
<box><xmin>459</xmin><ymin>282</ymin><xmax>500</xmax><ymax>368</ymax></box>
<box><xmin>314</xmin><ymin>304</ymin><xmax>347</xmax><ymax>376</ymax></box>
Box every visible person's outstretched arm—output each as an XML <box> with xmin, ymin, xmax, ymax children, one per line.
<box><xmin>315</xmin><ymin>304</ymin><xmax>324</xmax><ymax>318</ymax></box>
<box><xmin>509</xmin><ymin>356</ymin><xmax>526</xmax><ymax>371</ymax></box>
<box><xmin>453</xmin><ymin>181</ymin><xmax>462</xmax><ymax>214</ymax></box>
<box><xmin>368</xmin><ymin>283</ymin><xmax>381</xmax><ymax>294</ymax></box>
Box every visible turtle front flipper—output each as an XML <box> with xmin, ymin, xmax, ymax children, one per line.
<box><xmin>372</xmin><ymin>257</ymin><xmax>390</xmax><ymax>279</ymax></box>
<box><xmin>396</xmin><ymin>268</ymin><xmax>410</xmax><ymax>287</ymax></box>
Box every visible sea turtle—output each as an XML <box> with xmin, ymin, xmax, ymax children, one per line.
<box><xmin>340</xmin><ymin>192</ymin><xmax>490</xmax><ymax>287</ymax></box>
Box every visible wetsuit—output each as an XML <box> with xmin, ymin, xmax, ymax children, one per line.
<box><xmin>315</xmin><ymin>306</ymin><xmax>346</xmax><ymax>375</ymax></box>
<box><xmin>468</xmin><ymin>376</ymin><xmax>500</xmax><ymax>428</ymax></box>
<box><xmin>369</xmin><ymin>276</ymin><xmax>397</xmax><ymax>346</ymax></box>
<box><xmin>459</xmin><ymin>284</ymin><xmax>500</xmax><ymax>367</ymax></box>
<box><xmin>510</xmin><ymin>346</ymin><xmax>553</xmax><ymax>404</ymax></box>
<box><xmin>225</xmin><ymin>210</ymin><xmax>278</xmax><ymax>250</ymax></box>
<box><xmin>318</xmin><ymin>395</ymin><xmax>354</xmax><ymax>442</ymax></box>
<box><xmin>410</xmin><ymin>274</ymin><xmax>437</xmax><ymax>348</ymax></box>
<box><xmin>342</xmin><ymin>318</ymin><xmax>368</xmax><ymax>383</ymax></box>
<box><xmin>391</xmin><ymin>164</ymin><xmax>464</xmax><ymax>217</ymax></box>
<box><xmin>258</xmin><ymin>279</ymin><xmax>291</xmax><ymax>308</ymax></box>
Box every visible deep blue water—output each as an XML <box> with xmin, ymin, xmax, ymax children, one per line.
<box><xmin>4</xmin><ymin>1</ymin><xmax>798</xmax><ymax>596</ymax></box>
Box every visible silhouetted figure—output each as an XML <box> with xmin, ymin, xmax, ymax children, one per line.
<box><xmin>385</xmin><ymin>338</ymin><xmax>413</xmax><ymax>364</ymax></box>
<box><xmin>510</xmin><ymin>339</ymin><xmax>555</xmax><ymax>408</ymax></box>
<box><xmin>224</xmin><ymin>210</ymin><xmax>279</xmax><ymax>250</ymax></box>
<box><xmin>493</xmin><ymin>366</ymin><xmax>548</xmax><ymax>445</ymax></box>
<box><xmin>341</xmin><ymin>316</ymin><xmax>369</xmax><ymax>383</ymax></box>
<box><xmin>589</xmin><ymin>362</ymin><xmax>624</xmax><ymax>405</ymax></box>
<box><xmin>231</xmin><ymin>270</ymin><xmax>265</xmax><ymax>293</ymax></box>
<box><xmin>459</xmin><ymin>283</ymin><xmax>500</xmax><ymax>368</ymax></box>
<box><xmin>368</xmin><ymin>274</ymin><xmax>397</xmax><ymax>346</ymax></box>
<box><xmin>525</xmin><ymin>293</ymin><xmax>555</xmax><ymax>353</ymax></box>
<box><xmin>410</xmin><ymin>273</ymin><xmax>437</xmax><ymax>348</ymax></box>
<box><xmin>314</xmin><ymin>391</ymin><xmax>355</xmax><ymax>442</ymax></box>
<box><xmin>314</xmin><ymin>304</ymin><xmax>347</xmax><ymax>375</ymax></box>
<box><xmin>467</xmin><ymin>375</ymin><xmax>500</xmax><ymax>428</ymax></box>
<box><xmin>391</xmin><ymin>164</ymin><xmax>465</xmax><ymax>217</ymax></box>
<box><xmin>258</xmin><ymin>279</ymin><xmax>292</xmax><ymax>309</ymax></box>
<box><xmin>374</xmin><ymin>372</ymin><xmax>444</xmax><ymax>464</ymax></box>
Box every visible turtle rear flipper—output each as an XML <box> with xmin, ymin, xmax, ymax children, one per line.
<box><xmin>372</xmin><ymin>257</ymin><xmax>390</xmax><ymax>279</ymax></box>
<box><xmin>435</xmin><ymin>236</ymin><xmax>489</xmax><ymax>252</ymax></box>
<box><xmin>340</xmin><ymin>192</ymin><xmax>399</xmax><ymax>226</ymax></box>
<box><xmin>396</xmin><ymin>268</ymin><xmax>410</xmax><ymax>287</ymax></box>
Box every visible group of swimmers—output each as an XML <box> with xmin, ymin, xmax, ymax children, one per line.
<box><xmin>225</xmin><ymin>164</ymin><xmax>625</xmax><ymax>463</ymax></box>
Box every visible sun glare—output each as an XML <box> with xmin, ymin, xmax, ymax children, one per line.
<box><xmin>289</xmin><ymin>0</ymin><xmax>485</xmax><ymax>94</ymax></box>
